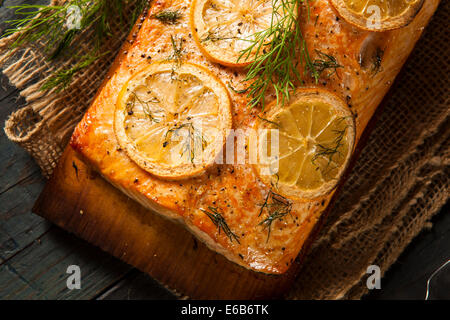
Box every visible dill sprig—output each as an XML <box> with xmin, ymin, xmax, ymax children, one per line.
<box><xmin>201</xmin><ymin>206</ymin><xmax>240</xmax><ymax>243</ymax></box>
<box><xmin>238</xmin><ymin>0</ymin><xmax>318</xmax><ymax>109</ymax></box>
<box><xmin>311</xmin><ymin>117</ymin><xmax>350</xmax><ymax>176</ymax></box>
<box><xmin>3</xmin><ymin>1</ymin><xmax>129</xmax><ymax>56</ymax></box>
<box><xmin>312</xmin><ymin>50</ymin><xmax>343</xmax><ymax>80</ymax></box>
<box><xmin>3</xmin><ymin>3</ymin><xmax>73</xmax><ymax>52</ymax></box>
<box><xmin>41</xmin><ymin>52</ymin><xmax>108</xmax><ymax>92</ymax></box>
<box><xmin>201</xmin><ymin>29</ymin><xmax>238</xmax><ymax>43</ymax></box>
<box><xmin>151</xmin><ymin>10</ymin><xmax>182</xmax><ymax>25</ymax></box>
<box><xmin>127</xmin><ymin>91</ymin><xmax>161</xmax><ymax>123</ymax></box>
<box><xmin>258</xmin><ymin>190</ymin><xmax>293</xmax><ymax>242</ymax></box>
<box><xmin>164</xmin><ymin>122</ymin><xmax>206</xmax><ymax>164</ymax></box>
<box><xmin>167</xmin><ymin>35</ymin><xmax>184</xmax><ymax>66</ymax></box>
<box><xmin>2</xmin><ymin>0</ymin><xmax>149</xmax><ymax>90</ymax></box>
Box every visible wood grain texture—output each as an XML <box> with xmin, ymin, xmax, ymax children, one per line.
<box><xmin>0</xmin><ymin>75</ymin><xmax>49</xmax><ymax>263</ymax></box>
<box><xmin>33</xmin><ymin>147</ymin><xmax>307</xmax><ymax>299</ymax></box>
<box><xmin>97</xmin><ymin>269</ymin><xmax>176</xmax><ymax>300</ymax></box>
<box><xmin>0</xmin><ymin>227</ymin><xmax>131</xmax><ymax>299</ymax></box>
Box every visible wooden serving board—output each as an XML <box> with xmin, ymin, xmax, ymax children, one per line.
<box><xmin>33</xmin><ymin>146</ymin><xmax>312</xmax><ymax>299</ymax></box>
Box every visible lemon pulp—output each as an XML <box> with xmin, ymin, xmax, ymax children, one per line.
<box><xmin>114</xmin><ymin>62</ymin><xmax>232</xmax><ymax>179</ymax></box>
<box><xmin>191</xmin><ymin>0</ymin><xmax>283</xmax><ymax>66</ymax></box>
<box><xmin>255</xmin><ymin>89</ymin><xmax>355</xmax><ymax>199</ymax></box>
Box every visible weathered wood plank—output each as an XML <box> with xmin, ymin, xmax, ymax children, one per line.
<box><xmin>0</xmin><ymin>227</ymin><xmax>132</xmax><ymax>299</ymax></box>
<box><xmin>0</xmin><ymin>72</ymin><xmax>51</xmax><ymax>263</ymax></box>
<box><xmin>97</xmin><ymin>270</ymin><xmax>176</xmax><ymax>300</ymax></box>
<box><xmin>0</xmin><ymin>76</ymin><xmax>42</xmax><ymax>193</ymax></box>
<box><xmin>0</xmin><ymin>171</ymin><xmax>48</xmax><ymax>263</ymax></box>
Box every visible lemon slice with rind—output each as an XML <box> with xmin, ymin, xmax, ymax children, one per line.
<box><xmin>114</xmin><ymin>62</ymin><xmax>232</xmax><ymax>180</ymax></box>
<box><xmin>191</xmin><ymin>0</ymin><xmax>290</xmax><ymax>67</ymax></box>
<box><xmin>254</xmin><ymin>88</ymin><xmax>355</xmax><ymax>200</ymax></box>
<box><xmin>330</xmin><ymin>0</ymin><xmax>424</xmax><ymax>31</ymax></box>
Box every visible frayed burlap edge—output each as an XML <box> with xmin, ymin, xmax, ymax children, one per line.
<box><xmin>287</xmin><ymin>0</ymin><xmax>449</xmax><ymax>297</ymax></box>
<box><xmin>1</xmin><ymin>0</ymin><xmax>448</xmax><ymax>300</ymax></box>
<box><xmin>4</xmin><ymin>106</ymin><xmax>62</xmax><ymax>178</ymax></box>
<box><xmin>1</xmin><ymin>0</ymin><xmax>140</xmax><ymax>177</ymax></box>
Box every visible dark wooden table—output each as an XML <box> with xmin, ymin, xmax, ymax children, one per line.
<box><xmin>0</xmin><ymin>0</ymin><xmax>448</xmax><ymax>300</ymax></box>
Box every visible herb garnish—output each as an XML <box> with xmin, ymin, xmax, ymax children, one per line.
<box><xmin>238</xmin><ymin>0</ymin><xmax>319</xmax><ymax>109</ymax></box>
<box><xmin>164</xmin><ymin>122</ymin><xmax>206</xmax><ymax>164</ymax></box>
<box><xmin>127</xmin><ymin>90</ymin><xmax>161</xmax><ymax>123</ymax></box>
<box><xmin>167</xmin><ymin>35</ymin><xmax>184</xmax><ymax>67</ymax></box>
<box><xmin>151</xmin><ymin>10</ymin><xmax>182</xmax><ymax>25</ymax></box>
<box><xmin>41</xmin><ymin>52</ymin><xmax>108</xmax><ymax>93</ymax></box>
<box><xmin>258</xmin><ymin>190</ymin><xmax>293</xmax><ymax>242</ymax></box>
<box><xmin>311</xmin><ymin>117</ymin><xmax>350</xmax><ymax>176</ymax></box>
<box><xmin>201</xmin><ymin>206</ymin><xmax>240</xmax><ymax>243</ymax></box>
<box><xmin>3</xmin><ymin>0</ymin><xmax>150</xmax><ymax>91</ymax></box>
<box><xmin>312</xmin><ymin>50</ymin><xmax>343</xmax><ymax>80</ymax></box>
<box><xmin>201</xmin><ymin>29</ymin><xmax>239</xmax><ymax>43</ymax></box>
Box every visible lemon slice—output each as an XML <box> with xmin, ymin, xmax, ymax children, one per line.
<box><xmin>330</xmin><ymin>0</ymin><xmax>424</xmax><ymax>31</ymax></box>
<box><xmin>254</xmin><ymin>88</ymin><xmax>355</xmax><ymax>200</ymax></box>
<box><xmin>114</xmin><ymin>62</ymin><xmax>232</xmax><ymax>180</ymax></box>
<box><xmin>191</xmin><ymin>0</ymin><xmax>286</xmax><ymax>67</ymax></box>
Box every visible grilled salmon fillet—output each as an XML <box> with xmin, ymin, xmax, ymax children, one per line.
<box><xmin>70</xmin><ymin>0</ymin><xmax>439</xmax><ymax>274</ymax></box>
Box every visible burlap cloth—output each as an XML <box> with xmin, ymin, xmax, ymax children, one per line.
<box><xmin>1</xmin><ymin>0</ymin><xmax>448</xmax><ymax>299</ymax></box>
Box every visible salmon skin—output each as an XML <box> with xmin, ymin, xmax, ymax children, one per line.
<box><xmin>71</xmin><ymin>0</ymin><xmax>440</xmax><ymax>274</ymax></box>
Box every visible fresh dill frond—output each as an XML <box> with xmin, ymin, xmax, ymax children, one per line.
<box><xmin>3</xmin><ymin>0</ymin><xmax>150</xmax><ymax>90</ymax></box>
<box><xmin>312</xmin><ymin>50</ymin><xmax>343</xmax><ymax>80</ymax></box>
<box><xmin>3</xmin><ymin>1</ymin><xmax>131</xmax><ymax>57</ymax></box>
<box><xmin>238</xmin><ymin>0</ymin><xmax>318</xmax><ymax>109</ymax></box>
<box><xmin>311</xmin><ymin>117</ymin><xmax>351</xmax><ymax>177</ymax></box>
<box><xmin>41</xmin><ymin>52</ymin><xmax>108</xmax><ymax>92</ymax></box>
<box><xmin>201</xmin><ymin>207</ymin><xmax>240</xmax><ymax>243</ymax></box>
<box><xmin>164</xmin><ymin>122</ymin><xmax>206</xmax><ymax>164</ymax></box>
<box><xmin>258</xmin><ymin>190</ymin><xmax>293</xmax><ymax>242</ymax></box>
<box><xmin>167</xmin><ymin>35</ymin><xmax>184</xmax><ymax>66</ymax></box>
<box><xmin>127</xmin><ymin>91</ymin><xmax>161</xmax><ymax>123</ymax></box>
<box><xmin>151</xmin><ymin>10</ymin><xmax>182</xmax><ymax>25</ymax></box>
<box><xmin>201</xmin><ymin>29</ymin><xmax>239</xmax><ymax>43</ymax></box>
